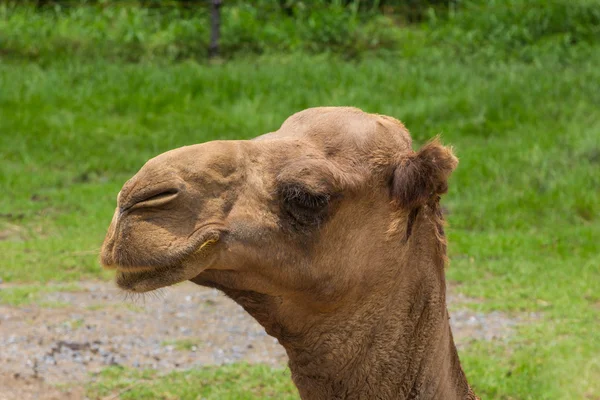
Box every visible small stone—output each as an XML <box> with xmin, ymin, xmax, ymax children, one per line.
<box><xmin>43</xmin><ymin>355</ymin><xmax>56</xmax><ymax>365</ymax></box>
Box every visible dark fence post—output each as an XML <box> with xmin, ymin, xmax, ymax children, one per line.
<box><xmin>209</xmin><ymin>0</ymin><xmax>222</xmax><ymax>58</ymax></box>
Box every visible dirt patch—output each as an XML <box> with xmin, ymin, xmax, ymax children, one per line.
<box><xmin>0</xmin><ymin>374</ymin><xmax>84</xmax><ymax>400</ymax></box>
<box><xmin>0</xmin><ymin>223</ymin><xmax>26</xmax><ymax>242</ymax></box>
<box><xmin>0</xmin><ymin>281</ymin><xmax>531</xmax><ymax>399</ymax></box>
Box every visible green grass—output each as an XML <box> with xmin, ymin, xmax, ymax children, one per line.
<box><xmin>1</xmin><ymin>1</ymin><xmax>599</xmax><ymax>399</ymax></box>
<box><xmin>0</xmin><ymin>283</ymin><xmax>80</xmax><ymax>306</ymax></box>
<box><xmin>87</xmin><ymin>364</ymin><xmax>299</xmax><ymax>400</ymax></box>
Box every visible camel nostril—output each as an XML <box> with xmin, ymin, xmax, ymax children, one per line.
<box><xmin>120</xmin><ymin>188</ymin><xmax>180</xmax><ymax>214</ymax></box>
<box><xmin>140</xmin><ymin>188</ymin><xmax>179</xmax><ymax>203</ymax></box>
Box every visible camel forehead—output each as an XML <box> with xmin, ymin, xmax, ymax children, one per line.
<box><xmin>146</xmin><ymin>141</ymin><xmax>242</xmax><ymax>170</ymax></box>
<box><xmin>262</xmin><ymin>107</ymin><xmax>412</xmax><ymax>153</ymax></box>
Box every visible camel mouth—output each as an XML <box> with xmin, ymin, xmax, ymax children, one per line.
<box><xmin>109</xmin><ymin>228</ymin><xmax>225</xmax><ymax>293</ymax></box>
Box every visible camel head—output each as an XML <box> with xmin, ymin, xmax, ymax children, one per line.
<box><xmin>101</xmin><ymin>107</ymin><xmax>473</xmax><ymax>399</ymax></box>
<box><xmin>101</xmin><ymin>106</ymin><xmax>457</xmax><ymax>309</ymax></box>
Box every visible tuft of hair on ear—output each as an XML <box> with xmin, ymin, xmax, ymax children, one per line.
<box><xmin>391</xmin><ymin>137</ymin><xmax>458</xmax><ymax>209</ymax></box>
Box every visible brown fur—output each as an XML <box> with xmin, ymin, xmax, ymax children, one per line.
<box><xmin>100</xmin><ymin>107</ymin><xmax>479</xmax><ymax>400</ymax></box>
<box><xmin>392</xmin><ymin>138</ymin><xmax>457</xmax><ymax>210</ymax></box>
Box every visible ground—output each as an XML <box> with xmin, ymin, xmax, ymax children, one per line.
<box><xmin>0</xmin><ymin>280</ymin><xmax>532</xmax><ymax>400</ymax></box>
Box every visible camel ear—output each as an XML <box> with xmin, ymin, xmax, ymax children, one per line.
<box><xmin>391</xmin><ymin>138</ymin><xmax>458</xmax><ymax>209</ymax></box>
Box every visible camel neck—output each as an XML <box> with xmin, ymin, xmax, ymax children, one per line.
<box><xmin>192</xmin><ymin>209</ymin><xmax>478</xmax><ymax>399</ymax></box>
<box><xmin>279</xmin><ymin>280</ymin><xmax>476</xmax><ymax>400</ymax></box>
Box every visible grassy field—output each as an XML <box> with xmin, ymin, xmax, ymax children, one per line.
<box><xmin>1</xmin><ymin>1</ymin><xmax>599</xmax><ymax>399</ymax></box>
<box><xmin>87</xmin><ymin>364</ymin><xmax>298</xmax><ymax>400</ymax></box>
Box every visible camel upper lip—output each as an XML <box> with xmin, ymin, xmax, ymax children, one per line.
<box><xmin>102</xmin><ymin>224</ymin><xmax>227</xmax><ymax>273</ymax></box>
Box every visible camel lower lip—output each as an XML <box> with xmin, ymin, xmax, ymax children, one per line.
<box><xmin>115</xmin><ymin>266</ymin><xmax>180</xmax><ymax>292</ymax></box>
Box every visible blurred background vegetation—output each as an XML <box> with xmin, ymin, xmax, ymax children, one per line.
<box><xmin>1</xmin><ymin>0</ymin><xmax>599</xmax><ymax>399</ymax></box>
<box><xmin>2</xmin><ymin>0</ymin><xmax>599</xmax><ymax>62</ymax></box>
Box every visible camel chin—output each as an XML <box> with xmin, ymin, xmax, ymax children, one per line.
<box><xmin>112</xmin><ymin>267</ymin><xmax>181</xmax><ymax>293</ymax></box>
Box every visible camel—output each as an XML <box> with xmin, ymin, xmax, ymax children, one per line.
<box><xmin>101</xmin><ymin>107</ymin><xmax>479</xmax><ymax>400</ymax></box>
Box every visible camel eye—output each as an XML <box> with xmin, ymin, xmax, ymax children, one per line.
<box><xmin>280</xmin><ymin>184</ymin><xmax>330</xmax><ymax>227</ymax></box>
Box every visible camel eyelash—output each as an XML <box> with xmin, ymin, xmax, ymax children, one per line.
<box><xmin>278</xmin><ymin>183</ymin><xmax>332</xmax><ymax>229</ymax></box>
<box><xmin>280</xmin><ymin>184</ymin><xmax>330</xmax><ymax>210</ymax></box>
